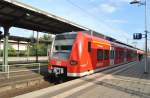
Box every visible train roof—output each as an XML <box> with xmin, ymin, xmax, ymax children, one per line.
<box><xmin>55</xmin><ymin>31</ymin><xmax>143</xmax><ymax>51</ymax></box>
<box><xmin>85</xmin><ymin>31</ymin><xmax>143</xmax><ymax>51</ymax></box>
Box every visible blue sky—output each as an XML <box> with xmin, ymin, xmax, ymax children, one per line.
<box><xmin>5</xmin><ymin>0</ymin><xmax>150</xmax><ymax>49</ymax></box>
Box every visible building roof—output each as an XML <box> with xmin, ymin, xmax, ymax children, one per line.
<box><xmin>0</xmin><ymin>35</ymin><xmax>52</xmax><ymax>44</ymax></box>
<box><xmin>0</xmin><ymin>0</ymin><xmax>88</xmax><ymax>33</ymax></box>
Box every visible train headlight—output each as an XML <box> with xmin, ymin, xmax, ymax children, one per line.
<box><xmin>70</xmin><ymin>60</ymin><xmax>78</xmax><ymax>65</ymax></box>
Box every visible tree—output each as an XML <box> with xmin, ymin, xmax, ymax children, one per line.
<box><xmin>8</xmin><ymin>43</ymin><xmax>17</xmax><ymax>56</ymax></box>
<box><xmin>29</xmin><ymin>34</ymin><xmax>52</xmax><ymax>56</ymax></box>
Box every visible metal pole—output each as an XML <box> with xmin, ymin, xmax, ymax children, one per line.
<box><xmin>7</xmin><ymin>65</ymin><xmax>9</xmax><ymax>79</ymax></box>
<box><xmin>144</xmin><ymin>0</ymin><xmax>148</xmax><ymax>73</ymax></box>
<box><xmin>17</xmin><ymin>40</ymin><xmax>19</xmax><ymax>57</ymax></box>
<box><xmin>36</xmin><ymin>31</ymin><xmax>39</xmax><ymax>63</ymax></box>
<box><xmin>0</xmin><ymin>27</ymin><xmax>1</xmax><ymax>58</ymax></box>
<box><xmin>32</xmin><ymin>31</ymin><xmax>34</xmax><ymax>62</ymax></box>
<box><xmin>3</xmin><ymin>26</ymin><xmax>10</xmax><ymax>72</ymax></box>
<box><xmin>27</xmin><ymin>42</ymin><xmax>29</xmax><ymax>62</ymax></box>
<box><xmin>50</xmin><ymin>35</ymin><xmax>55</xmax><ymax>58</ymax></box>
<box><xmin>38</xmin><ymin>63</ymin><xmax>40</xmax><ymax>74</ymax></box>
<box><xmin>0</xmin><ymin>39</ymin><xmax>1</xmax><ymax>58</ymax></box>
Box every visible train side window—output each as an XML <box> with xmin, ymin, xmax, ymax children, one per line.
<box><xmin>97</xmin><ymin>49</ymin><xmax>103</xmax><ymax>60</ymax></box>
<box><xmin>110</xmin><ymin>50</ymin><xmax>114</xmax><ymax>59</ymax></box>
<box><xmin>61</xmin><ymin>45</ymin><xmax>72</xmax><ymax>50</ymax></box>
<box><xmin>104</xmin><ymin>50</ymin><xmax>109</xmax><ymax>60</ymax></box>
<box><xmin>88</xmin><ymin>41</ymin><xmax>91</xmax><ymax>52</ymax></box>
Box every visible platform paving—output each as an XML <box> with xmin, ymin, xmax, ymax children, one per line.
<box><xmin>14</xmin><ymin>59</ymin><xmax>150</xmax><ymax>98</ymax></box>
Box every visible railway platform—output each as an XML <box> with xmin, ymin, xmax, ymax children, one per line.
<box><xmin>0</xmin><ymin>57</ymin><xmax>48</xmax><ymax>64</ymax></box>
<box><xmin>0</xmin><ymin>64</ymin><xmax>49</xmax><ymax>98</ymax></box>
<box><xmin>14</xmin><ymin>58</ymin><xmax>150</xmax><ymax>98</ymax></box>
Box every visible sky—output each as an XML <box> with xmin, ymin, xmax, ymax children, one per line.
<box><xmin>2</xmin><ymin>0</ymin><xmax>150</xmax><ymax>50</ymax></box>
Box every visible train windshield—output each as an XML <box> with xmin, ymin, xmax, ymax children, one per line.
<box><xmin>52</xmin><ymin>52</ymin><xmax>70</xmax><ymax>59</ymax></box>
<box><xmin>51</xmin><ymin>33</ymin><xmax>77</xmax><ymax>60</ymax></box>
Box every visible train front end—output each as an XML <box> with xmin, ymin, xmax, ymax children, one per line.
<box><xmin>48</xmin><ymin>32</ymin><xmax>77</xmax><ymax>77</ymax></box>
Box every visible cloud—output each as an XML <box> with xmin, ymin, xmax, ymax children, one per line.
<box><xmin>90</xmin><ymin>3</ymin><xmax>117</xmax><ymax>14</ymax></box>
<box><xmin>100</xmin><ymin>4</ymin><xmax>117</xmax><ymax>13</ymax></box>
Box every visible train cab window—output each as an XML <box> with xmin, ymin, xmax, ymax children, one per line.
<box><xmin>55</xmin><ymin>45</ymin><xmax>72</xmax><ymax>51</ymax></box>
<box><xmin>88</xmin><ymin>41</ymin><xmax>91</xmax><ymax>52</ymax></box>
<box><xmin>61</xmin><ymin>45</ymin><xmax>72</xmax><ymax>50</ymax></box>
<box><xmin>97</xmin><ymin>49</ymin><xmax>103</xmax><ymax>60</ymax></box>
<box><xmin>104</xmin><ymin>50</ymin><xmax>109</xmax><ymax>60</ymax></box>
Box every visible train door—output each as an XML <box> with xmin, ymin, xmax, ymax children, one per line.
<box><xmin>110</xmin><ymin>47</ymin><xmax>115</xmax><ymax>65</ymax></box>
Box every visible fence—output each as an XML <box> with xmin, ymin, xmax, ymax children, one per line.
<box><xmin>0</xmin><ymin>63</ymin><xmax>41</xmax><ymax>79</ymax></box>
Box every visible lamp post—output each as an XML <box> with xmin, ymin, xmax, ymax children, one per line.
<box><xmin>130</xmin><ymin>0</ymin><xmax>148</xmax><ymax>73</ymax></box>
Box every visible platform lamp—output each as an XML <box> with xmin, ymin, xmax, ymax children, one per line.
<box><xmin>130</xmin><ymin>0</ymin><xmax>149</xmax><ymax>74</ymax></box>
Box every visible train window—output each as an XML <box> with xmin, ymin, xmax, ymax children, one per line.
<box><xmin>88</xmin><ymin>41</ymin><xmax>91</xmax><ymax>52</ymax></box>
<box><xmin>55</xmin><ymin>45</ymin><xmax>72</xmax><ymax>50</ymax></box>
<box><xmin>55</xmin><ymin>46</ymin><xmax>60</xmax><ymax>50</ymax></box>
<box><xmin>110</xmin><ymin>50</ymin><xmax>114</xmax><ymax>59</ymax></box>
<box><xmin>55</xmin><ymin>34</ymin><xmax>77</xmax><ymax>40</ymax></box>
<box><xmin>97</xmin><ymin>49</ymin><xmax>103</xmax><ymax>60</ymax></box>
<box><xmin>104</xmin><ymin>50</ymin><xmax>109</xmax><ymax>60</ymax></box>
<box><xmin>52</xmin><ymin>52</ymin><xmax>70</xmax><ymax>60</ymax></box>
<box><xmin>61</xmin><ymin>45</ymin><xmax>72</xmax><ymax>50</ymax></box>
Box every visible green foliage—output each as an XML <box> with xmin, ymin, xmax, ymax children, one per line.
<box><xmin>1</xmin><ymin>34</ymin><xmax>51</xmax><ymax>57</ymax></box>
<box><xmin>29</xmin><ymin>34</ymin><xmax>51</xmax><ymax>56</ymax></box>
<box><xmin>7</xmin><ymin>44</ymin><xmax>26</xmax><ymax>57</ymax></box>
<box><xmin>29</xmin><ymin>43</ymin><xmax>48</xmax><ymax>56</ymax></box>
<box><xmin>40</xmin><ymin>34</ymin><xmax>52</xmax><ymax>40</ymax></box>
<box><xmin>8</xmin><ymin>44</ymin><xmax>17</xmax><ymax>56</ymax></box>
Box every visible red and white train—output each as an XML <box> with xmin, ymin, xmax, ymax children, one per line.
<box><xmin>48</xmin><ymin>31</ymin><xmax>144</xmax><ymax>77</ymax></box>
